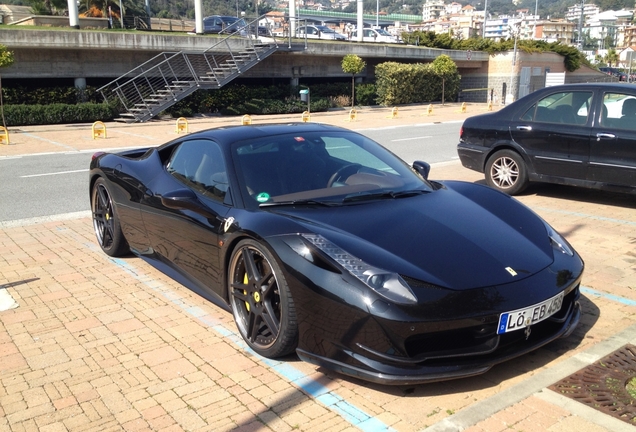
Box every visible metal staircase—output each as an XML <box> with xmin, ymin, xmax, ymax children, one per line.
<box><xmin>98</xmin><ymin>19</ymin><xmax>280</xmax><ymax>123</ymax></box>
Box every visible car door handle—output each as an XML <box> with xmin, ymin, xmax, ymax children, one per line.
<box><xmin>596</xmin><ymin>133</ymin><xmax>616</xmax><ymax>141</ymax></box>
<box><xmin>516</xmin><ymin>125</ymin><xmax>532</xmax><ymax>131</ymax></box>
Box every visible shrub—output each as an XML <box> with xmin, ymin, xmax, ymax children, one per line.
<box><xmin>3</xmin><ymin>103</ymin><xmax>115</xmax><ymax>126</ymax></box>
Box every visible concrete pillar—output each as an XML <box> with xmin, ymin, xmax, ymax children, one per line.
<box><xmin>75</xmin><ymin>78</ymin><xmax>87</xmax><ymax>103</ymax></box>
<box><xmin>194</xmin><ymin>0</ymin><xmax>203</xmax><ymax>34</ymax></box>
<box><xmin>74</xmin><ymin>78</ymin><xmax>87</xmax><ymax>89</ymax></box>
<box><xmin>356</xmin><ymin>0</ymin><xmax>363</xmax><ymax>42</ymax></box>
<box><xmin>67</xmin><ymin>0</ymin><xmax>80</xmax><ymax>29</ymax></box>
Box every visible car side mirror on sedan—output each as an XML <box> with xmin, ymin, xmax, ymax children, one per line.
<box><xmin>412</xmin><ymin>161</ymin><xmax>431</xmax><ymax>180</ymax></box>
<box><xmin>161</xmin><ymin>189</ymin><xmax>218</xmax><ymax>219</ymax></box>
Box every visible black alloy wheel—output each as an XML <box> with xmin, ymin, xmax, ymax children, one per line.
<box><xmin>485</xmin><ymin>150</ymin><xmax>529</xmax><ymax>195</ymax></box>
<box><xmin>91</xmin><ymin>178</ymin><xmax>129</xmax><ymax>257</ymax></box>
<box><xmin>229</xmin><ymin>239</ymin><xmax>298</xmax><ymax>358</ymax></box>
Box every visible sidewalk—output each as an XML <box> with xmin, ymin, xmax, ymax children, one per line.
<box><xmin>1</xmin><ymin>102</ymin><xmax>636</xmax><ymax>432</ymax></box>
<box><xmin>0</xmin><ymin>102</ymin><xmax>488</xmax><ymax>157</ymax></box>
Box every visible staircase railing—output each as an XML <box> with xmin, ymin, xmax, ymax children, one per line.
<box><xmin>97</xmin><ymin>16</ymin><xmax>280</xmax><ymax>122</ymax></box>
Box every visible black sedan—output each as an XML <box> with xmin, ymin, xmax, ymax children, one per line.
<box><xmin>90</xmin><ymin>123</ymin><xmax>583</xmax><ymax>385</ymax></box>
<box><xmin>458</xmin><ymin>83</ymin><xmax>636</xmax><ymax>195</ymax></box>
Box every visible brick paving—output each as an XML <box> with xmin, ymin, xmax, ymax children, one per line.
<box><xmin>1</xmin><ymin>103</ymin><xmax>636</xmax><ymax>431</ymax></box>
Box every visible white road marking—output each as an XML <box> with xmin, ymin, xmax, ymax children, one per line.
<box><xmin>392</xmin><ymin>136</ymin><xmax>432</xmax><ymax>142</ymax></box>
<box><xmin>21</xmin><ymin>169</ymin><xmax>89</xmax><ymax>178</ymax></box>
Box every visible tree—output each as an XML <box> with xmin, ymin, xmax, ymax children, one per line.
<box><xmin>341</xmin><ymin>54</ymin><xmax>366</xmax><ymax>108</ymax></box>
<box><xmin>605</xmin><ymin>48</ymin><xmax>619</xmax><ymax>67</ymax></box>
<box><xmin>0</xmin><ymin>44</ymin><xmax>15</xmax><ymax>130</ymax></box>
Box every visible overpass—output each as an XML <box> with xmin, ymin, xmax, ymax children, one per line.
<box><xmin>284</xmin><ymin>8</ymin><xmax>422</xmax><ymax>28</ymax></box>
<box><xmin>0</xmin><ymin>28</ymin><xmax>487</xmax><ymax>83</ymax></box>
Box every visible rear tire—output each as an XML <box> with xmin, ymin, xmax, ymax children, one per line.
<box><xmin>91</xmin><ymin>178</ymin><xmax>129</xmax><ymax>257</ymax></box>
<box><xmin>485</xmin><ymin>150</ymin><xmax>528</xmax><ymax>195</ymax></box>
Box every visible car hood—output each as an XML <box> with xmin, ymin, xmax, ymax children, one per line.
<box><xmin>268</xmin><ymin>181</ymin><xmax>554</xmax><ymax>290</ymax></box>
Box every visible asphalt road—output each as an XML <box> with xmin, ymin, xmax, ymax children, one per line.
<box><xmin>0</xmin><ymin>122</ymin><xmax>462</xmax><ymax>222</ymax></box>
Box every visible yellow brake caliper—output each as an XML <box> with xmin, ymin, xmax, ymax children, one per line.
<box><xmin>243</xmin><ymin>273</ymin><xmax>250</xmax><ymax>312</ymax></box>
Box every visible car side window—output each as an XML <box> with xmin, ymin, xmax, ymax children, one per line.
<box><xmin>522</xmin><ymin>91</ymin><xmax>592</xmax><ymax>126</ymax></box>
<box><xmin>601</xmin><ymin>93</ymin><xmax>636</xmax><ymax>130</ymax></box>
<box><xmin>166</xmin><ymin>139</ymin><xmax>229</xmax><ymax>203</ymax></box>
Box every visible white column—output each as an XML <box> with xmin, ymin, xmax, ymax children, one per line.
<box><xmin>67</xmin><ymin>0</ymin><xmax>79</xmax><ymax>29</ymax></box>
<box><xmin>357</xmin><ymin>0</ymin><xmax>363</xmax><ymax>42</ymax></box>
<box><xmin>194</xmin><ymin>0</ymin><xmax>203</xmax><ymax>34</ymax></box>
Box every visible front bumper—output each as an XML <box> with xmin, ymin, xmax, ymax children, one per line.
<box><xmin>298</xmin><ymin>294</ymin><xmax>581</xmax><ymax>385</ymax></box>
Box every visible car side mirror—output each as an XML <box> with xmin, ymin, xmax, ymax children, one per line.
<box><xmin>161</xmin><ymin>189</ymin><xmax>218</xmax><ymax>219</ymax></box>
<box><xmin>412</xmin><ymin>161</ymin><xmax>431</xmax><ymax>180</ymax></box>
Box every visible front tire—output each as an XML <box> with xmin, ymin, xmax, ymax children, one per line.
<box><xmin>91</xmin><ymin>177</ymin><xmax>129</xmax><ymax>257</ymax></box>
<box><xmin>485</xmin><ymin>150</ymin><xmax>528</xmax><ymax>195</ymax></box>
<box><xmin>229</xmin><ymin>239</ymin><xmax>298</xmax><ymax>358</ymax></box>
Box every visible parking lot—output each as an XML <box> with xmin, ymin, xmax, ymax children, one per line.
<box><xmin>1</xmin><ymin>104</ymin><xmax>636</xmax><ymax>431</ymax></box>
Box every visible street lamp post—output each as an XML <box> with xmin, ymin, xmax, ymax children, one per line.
<box><xmin>482</xmin><ymin>0</ymin><xmax>488</xmax><ymax>38</ymax></box>
<box><xmin>508</xmin><ymin>23</ymin><xmax>520</xmax><ymax>104</ymax></box>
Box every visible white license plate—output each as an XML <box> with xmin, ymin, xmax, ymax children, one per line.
<box><xmin>497</xmin><ymin>291</ymin><xmax>565</xmax><ymax>335</ymax></box>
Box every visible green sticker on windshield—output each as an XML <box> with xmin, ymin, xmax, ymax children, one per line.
<box><xmin>256</xmin><ymin>192</ymin><xmax>270</xmax><ymax>203</ymax></box>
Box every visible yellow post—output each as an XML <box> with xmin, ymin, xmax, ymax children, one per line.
<box><xmin>427</xmin><ymin>104</ymin><xmax>433</xmax><ymax>116</ymax></box>
<box><xmin>92</xmin><ymin>121</ymin><xmax>107</xmax><ymax>140</ymax></box>
<box><xmin>387</xmin><ymin>107</ymin><xmax>398</xmax><ymax>119</ymax></box>
<box><xmin>175</xmin><ymin>117</ymin><xmax>188</xmax><ymax>134</ymax></box>
<box><xmin>0</xmin><ymin>126</ymin><xmax>9</xmax><ymax>145</ymax></box>
<box><xmin>488</xmin><ymin>100</ymin><xmax>493</xmax><ymax>111</ymax></box>
<box><xmin>301</xmin><ymin>111</ymin><xmax>311</xmax><ymax>122</ymax></box>
<box><xmin>241</xmin><ymin>114</ymin><xmax>252</xmax><ymax>125</ymax></box>
<box><xmin>347</xmin><ymin>109</ymin><xmax>357</xmax><ymax>122</ymax></box>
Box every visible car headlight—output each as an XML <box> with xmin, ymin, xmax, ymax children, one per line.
<box><xmin>300</xmin><ymin>234</ymin><xmax>418</xmax><ymax>305</ymax></box>
<box><xmin>546</xmin><ymin>224</ymin><xmax>574</xmax><ymax>257</ymax></box>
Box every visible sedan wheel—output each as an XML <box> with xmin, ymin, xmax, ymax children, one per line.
<box><xmin>91</xmin><ymin>178</ymin><xmax>129</xmax><ymax>257</ymax></box>
<box><xmin>485</xmin><ymin>150</ymin><xmax>528</xmax><ymax>195</ymax></box>
<box><xmin>229</xmin><ymin>239</ymin><xmax>298</xmax><ymax>358</ymax></box>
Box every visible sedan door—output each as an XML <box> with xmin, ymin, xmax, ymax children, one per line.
<box><xmin>509</xmin><ymin>90</ymin><xmax>593</xmax><ymax>181</ymax></box>
<box><xmin>589</xmin><ymin>91</ymin><xmax>636</xmax><ymax>189</ymax></box>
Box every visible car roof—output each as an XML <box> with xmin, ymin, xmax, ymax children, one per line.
<box><xmin>161</xmin><ymin>123</ymin><xmax>351</xmax><ymax>149</ymax></box>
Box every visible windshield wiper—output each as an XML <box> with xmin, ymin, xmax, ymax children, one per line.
<box><xmin>259</xmin><ymin>199</ymin><xmax>341</xmax><ymax>208</ymax></box>
<box><xmin>342</xmin><ymin>189</ymin><xmax>430</xmax><ymax>203</ymax></box>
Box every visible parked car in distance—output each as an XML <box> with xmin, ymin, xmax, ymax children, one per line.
<box><xmin>196</xmin><ymin>15</ymin><xmax>248</xmax><ymax>35</ymax></box>
<box><xmin>457</xmin><ymin>83</ymin><xmax>636</xmax><ymax>195</ymax></box>
<box><xmin>350</xmin><ymin>27</ymin><xmax>401</xmax><ymax>43</ymax></box>
<box><xmin>599</xmin><ymin>67</ymin><xmax>627</xmax><ymax>81</ymax></box>
<box><xmin>296</xmin><ymin>25</ymin><xmax>346</xmax><ymax>41</ymax></box>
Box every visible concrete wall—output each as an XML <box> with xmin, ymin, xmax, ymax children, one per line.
<box><xmin>12</xmin><ymin>16</ymin><xmax>109</xmax><ymax>29</ymax></box>
<box><xmin>460</xmin><ymin>51</ymin><xmax>614</xmax><ymax>103</ymax></box>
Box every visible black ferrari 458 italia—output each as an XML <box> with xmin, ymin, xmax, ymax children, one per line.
<box><xmin>89</xmin><ymin>123</ymin><xmax>583</xmax><ymax>384</ymax></box>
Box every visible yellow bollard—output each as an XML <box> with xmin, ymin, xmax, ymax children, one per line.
<box><xmin>241</xmin><ymin>114</ymin><xmax>252</xmax><ymax>125</ymax></box>
<box><xmin>427</xmin><ymin>104</ymin><xmax>433</xmax><ymax>116</ymax></box>
<box><xmin>301</xmin><ymin>111</ymin><xmax>311</xmax><ymax>122</ymax></box>
<box><xmin>175</xmin><ymin>117</ymin><xmax>188</xmax><ymax>134</ymax></box>
<box><xmin>0</xmin><ymin>126</ymin><xmax>9</xmax><ymax>145</ymax></box>
<box><xmin>488</xmin><ymin>100</ymin><xmax>493</xmax><ymax>111</ymax></box>
<box><xmin>461</xmin><ymin>102</ymin><xmax>467</xmax><ymax>113</ymax></box>
<box><xmin>347</xmin><ymin>109</ymin><xmax>357</xmax><ymax>122</ymax></box>
<box><xmin>92</xmin><ymin>121</ymin><xmax>107</xmax><ymax>140</ymax></box>
<box><xmin>387</xmin><ymin>107</ymin><xmax>398</xmax><ymax>119</ymax></box>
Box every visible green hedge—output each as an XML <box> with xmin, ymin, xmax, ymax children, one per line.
<box><xmin>375</xmin><ymin>56</ymin><xmax>460</xmax><ymax>105</ymax></box>
<box><xmin>2</xmin><ymin>103</ymin><xmax>116</xmax><ymax>126</ymax></box>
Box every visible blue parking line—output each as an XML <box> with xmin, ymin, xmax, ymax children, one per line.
<box><xmin>581</xmin><ymin>286</ymin><xmax>636</xmax><ymax>307</ymax></box>
<box><xmin>106</xmin><ymin>253</ymin><xmax>395</xmax><ymax>431</ymax></box>
<box><xmin>533</xmin><ymin>207</ymin><xmax>636</xmax><ymax>227</ymax></box>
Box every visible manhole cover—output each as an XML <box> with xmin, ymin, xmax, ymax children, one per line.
<box><xmin>550</xmin><ymin>344</ymin><xmax>636</xmax><ymax>425</ymax></box>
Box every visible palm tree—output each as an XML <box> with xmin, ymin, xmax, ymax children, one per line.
<box><xmin>605</xmin><ymin>48</ymin><xmax>619</xmax><ymax>67</ymax></box>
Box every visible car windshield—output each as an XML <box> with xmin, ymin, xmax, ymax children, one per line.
<box><xmin>376</xmin><ymin>28</ymin><xmax>391</xmax><ymax>36</ymax></box>
<box><xmin>232</xmin><ymin>131</ymin><xmax>431</xmax><ymax>208</ymax></box>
